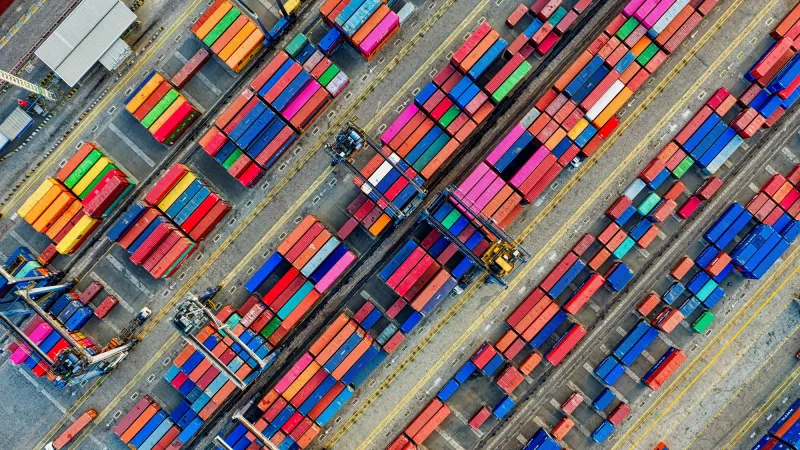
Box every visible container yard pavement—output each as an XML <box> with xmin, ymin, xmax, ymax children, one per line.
<box><xmin>319</xmin><ymin>0</ymin><xmax>784</xmax><ymax>448</ymax></box>
<box><xmin>24</xmin><ymin>0</ymin><xmax>532</xmax><ymax>447</ymax></box>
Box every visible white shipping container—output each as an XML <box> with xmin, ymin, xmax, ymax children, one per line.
<box><xmin>623</xmin><ymin>178</ymin><xmax>647</xmax><ymax>200</ymax></box>
<box><xmin>705</xmin><ymin>135</ymin><xmax>743</xmax><ymax>174</ymax></box>
<box><xmin>650</xmin><ymin>0</ymin><xmax>689</xmax><ymax>35</ymax></box>
<box><xmin>325</xmin><ymin>72</ymin><xmax>349</xmax><ymax>97</ymax></box>
<box><xmin>586</xmin><ymin>80</ymin><xmax>625</xmax><ymax>121</ymax></box>
<box><xmin>520</xmin><ymin>108</ymin><xmax>541</xmax><ymax>128</ymax></box>
<box><xmin>0</xmin><ymin>108</ymin><xmax>32</xmax><ymax>140</ymax></box>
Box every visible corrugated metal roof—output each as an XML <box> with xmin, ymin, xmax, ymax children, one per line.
<box><xmin>0</xmin><ymin>108</ymin><xmax>33</xmax><ymax>140</ymax></box>
<box><xmin>35</xmin><ymin>0</ymin><xmax>135</xmax><ymax>86</ymax></box>
<box><xmin>99</xmin><ymin>39</ymin><xmax>133</xmax><ymax>70</ymax></box>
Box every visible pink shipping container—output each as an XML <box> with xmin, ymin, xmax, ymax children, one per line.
<box><xmin>360</xmin><ymin>13</ymin><xmax>400</xmax><ymax>56</ymax></box>
<box><xmin>275</xmin><ymin>353</ymin><xmax>313</xmax><ymax>393</ymax></box>
<box><xmin>316</xmin><ymin>251</ymin><xmax>356</xmax><ymax>292</ymax></box>
<box><xmin>283</xmin><ymin>81</ymin><xmax>322</xmax><ymax>119</ymax></box>
<box><xmin>10</xmin><ymin>323</ymin><xmax>53</xmax><ymax>364</ymax></box>
<box><xmin>382</xmin><ymin>106</ymin><xmax>419</xmax><ymax>145</ymax></box>
<box><xmin>510</xmin><ymin>147</ymin><xmax>549</xmax><ymax>187</ymax></box>
<box><xmin>643</xmin><ymin>0</ymin><xmax>677</xmax><ymax>28</ymax></box>
<box><xmin>623</xmin><ymin>0</ymin><xmax>647</xmax><ymax>16</ymax></box>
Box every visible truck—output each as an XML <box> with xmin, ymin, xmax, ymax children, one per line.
<box><xmin>46</xmin><ymin>409</ymin><xmax>97</xmax><ymax>449</ymax></box>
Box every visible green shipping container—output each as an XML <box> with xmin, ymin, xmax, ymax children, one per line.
<box><xmin>413</xmin><ymin>134</ymin><xmax>450</xmax><ymax>172</ymax></box>
<box><xmin>260</xmin><ymin>317</ymin><xmax>282</xmax><ymax>339</ymax></box>
<box><xmin>637</xmin><ymin>192</ymin><xmax>660</xmax><ymax>216</ymax></box>
<box><xmin>613</xmin><ymin>237</ymin><xmax>636</xmax><ymax>259</ymax></box>
<box><xmin>636</xmin><ymin>43</ymin><xmax>659</xmax><ymax>66</ymax></box>
<box><xmin>439</xmin><ymin>105</ymin><xmax>460</xmax><ymax>129</ymax></box>
<box><xmin>223</xmin><ymin>148</ymin><xmax>243</xmax><ymax>169</ymax></box>
<box><xmin>692</xmin><ymin>311</ymin><xmax>715</xmax><ymax>333</ymax></box>
<box><xmin>78</xmin><ymin>163</ymin><xmax>117</xmax><ymax>199</ymax></box>
<box><xmin>442</xmin><ymin>209</ymin><xmax>462</xmax><ymax>229</ymax></box>
<box><xmin>285</xmin><ymin>34</ymin><xmax>309</xmax><ymax>58</ymax></box>
<box><xmin>318</xmin><ymin>65</ymin><xmax>340</xmax><ymax>87</ymax></box>
<box><xmin>142</xmin><ymin>89</ymin><xmax>179</xmax><ymax>128</ymax></box>
<box><xmin>203</xmin><ymin>8</ymin><xmax>242</xmax><ymax>46</ymax></box>
<box><xmin>547</xmin><ymin>6</ymin><xmax>568</xmax><ymax>26</ymax></box>
<box><xmin>672</xmin><ymin>156</ymin><xmax>694</xmax><ymax>178</ymax></box>
<box><xmin>64</xmin><ymin>150</ymin><xmax>103</xmax><ymax>189</ymax></box>
<box><xmin>616</xmin><ymin>17</ymin><xmax>639</xmax><ymax>41</ymax></box>
<box><xmin>492</xmin><ymin>61</ymin><xmax>532</xmax><ymax>103</ymax></box>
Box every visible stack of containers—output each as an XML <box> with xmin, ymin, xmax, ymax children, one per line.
<box><xmin>284</xmin><ymin>34</ymin><xmax>350</xmax><ymax>98</ymax></box>
<box><xmin>352</xmin><ymin>145</ymin><xmax>425</xmax><ymax>224</ymax></box>
<box><xmin>113</xmin><ymin>396</ymin><xmax>181</xmax><ymax>449</ymax></box>
<box><xmin>751</xmin><ymin>398</ymin><xmax>800</xmax><ymax>449</ymax></box>
<box><xmin>388</xmin><ymin>399</ymin><xmax>451</xmax><ymax>448</ymax></box>
<box><xmin>199</xmin><ymin>89</ymin><xmax>296</xmax><ymax>188</ymax></box>
<box><xmin>506</xmin><ymin>0</ymin><xmax>594</xmax><ymax>57</ymax></box>
<box><xmin>643</xmin><ymin>347</ymin><xmax>686</xmax><ymax>390</ymax></box>
<box><xmin>378</xmin><ymin>240</ymin><xmax>458</xmax><ymax>324</ymax></box>
<box><xmin>250</xmin><ymin>47</ymin><xmax>335</xmax><ymax>133</ymax></box>
<box><xmin>191</xmin><ymin>0</ymin><xmax>265</xmax><ymax>73</ymax></box>
<box><xmin>243</xmin><ymin>215</ymin><xmax>358</xmax><ymax>344</ymax></box>
<box><xmin>223</xmin><ymin>313</ymin><xmax>390</xmax><ymax>449</ymax></box>
<box><xmin>478</xmin><ymin>0</ymin><xmax>720</xmax><ymax>206</ymax></box>
<box><xmin>171</xmin><ymin>48</ymin><xmax>211</xmax><ymax>89</ymax></box>
<box><xmin>744</xmin><ymin>170</ymin><xmax>800</xmax><ymax>231</ymax></box>
<box><xmin>124</xmin><ymin>72</ymin><xmax>201</xmax><ymax>145</ymax></box>
<box><xmin>106</xmin><ymin>164</ymin><xmax>231</xmax><ymax>279</ymax></box>
<box><xmin>522</xmin><ymin>428</ymin><xmax>562</xmax><ymax>449</ymax></box>
<box><xmin>339</xmin><ymin>192</ymin><xmax>394</xmax><ymax>238</ymax></box>
<box><xmin>318</xmin><ymin>0</ymin><xmax>400</xmax><ymax>60</ymax></box>
<box><xmin>159</xmin><ymin>304</ymin><xmax>272</xmax><ymax>448</ymax></box>
<box><xmin>17</xmin><ymin>142</ymin><xmax>134</xmax><ymax>255</ymax></box>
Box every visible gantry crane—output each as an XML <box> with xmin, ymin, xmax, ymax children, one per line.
<box><xmin>325</xmin><ymin>121</ymin><xmax>426</xmax><ymax>223</ymax></box>
<box><xmin>420</xmin><ymin>185</ymin><xmax>530</xmax><ymax>286</ymax></box>
<box><xmin>0</xmin><ymin>69</ymin><xmax>56</xmax><ymax>101</ymax></box>
<box><xmin>170</xmin><ymin>287</ymin><xmax>278</xmax><ymax>390</ymax></box>
<box><xmin>215</xmin><ymin>411</ymin><xmax>280</xmax><ymax>450</ymax></box>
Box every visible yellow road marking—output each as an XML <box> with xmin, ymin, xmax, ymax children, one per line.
<box><xmin>328</xmin><ymin>0</ymin><xmax>756</xmax><ymax>446</ymax></box>
<box><xmin>618</xmin><ymin>247</ymin><xmax>800</xmax><ymax>449</ymax></box>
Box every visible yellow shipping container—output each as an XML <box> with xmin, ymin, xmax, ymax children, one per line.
<box><xmin>227</xmin><ymin>31</ymin><xmax>264</xmax><ymax>72</ymax></box>
<box><xmin>24</xmin><ymin>182</ymin><xmax>66</xmax><ymax>225</ymax></box>
<box><xmin>219</xmin><ymin>22</ymin><xmax>256</xmax><ymax>61</ymax></box>
<box><xmin>158</xmin><ymin>172</ymin><xmax>197</xmax><ymax>212</ymax></box>
<box><xmin>544</xmin><ymin>127</ymin><xmax>567</xmax><ymax>152</ymax></box>
<box><xmin>18</xmin><ymin>179</ymin><xmax>58</xmax><ymax>219</ymax></box>
<box><xmin>282</xmin><ymin>361</ymin><xmax>321</xmax><ymax>401</ymax></box>
<box><xmin>46</xmin><ymin>200</ymin><xmax>82</xmax><ymax>240</ymax></box>
<box><xmin>284</xmin><ymin>0</ymin><xmax>300</xmax><ymax>14</ymax></box>
<box><xmin>593</xmin><ymin>87</ymin><xmax>634</xmax><ymax>129</ymax></box>
<box><xmin>71</xmin><ymin>156</ymin><xmax>111</xmax><ymax>195</ymax></box>
<box><xmin>126</xmin><ymin>73</ymin><xmax>166</xmax><ymax>113</ymax></box>
<box><xmin>567</xmin><ymin>118</ymin><xmax>589</xmax><ymax>141</ymax></box>
<box><xmin>33</xmin><ymin>191</ymin><xmax>75</xmax><ymax>232</ymax></box>
<box><xmin>195</xmin><ymin>2</ymin><xmax>233</xmax><ymax>39</ymax></box>
<box><xmin>55</xmin><ymin>215</ymin><xmax>100</xmax><ymax>254</ymax></box>
<box><xmin>149</xmin><ymin>98</ymin><xmax>187</xmax><ymax>133</ymax></box>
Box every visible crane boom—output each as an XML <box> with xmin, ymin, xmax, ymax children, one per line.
<box><xmin>0</xmin><ymin>69</ymin><xmax>56</xmax><ymax>101</ymax></box>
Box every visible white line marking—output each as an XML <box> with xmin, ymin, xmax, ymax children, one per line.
<box><xmin>107</xmin><ymin>124</ymin><xmax>156</xmax><ymax>167</ymax></box>
<box><xmin>105</xmin><ymin>254</ymin><xmax>154</xmax><ymax>297</ymax></box>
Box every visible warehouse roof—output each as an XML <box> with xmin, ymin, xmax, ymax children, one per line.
<box><xmin>35</xmin><ymin>0</ymin><xmax>136</xmax><ymax>87</ymax></box>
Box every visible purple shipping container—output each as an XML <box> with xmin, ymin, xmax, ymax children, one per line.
<box><xmin>643</xmin><ymin>0</ymin><xmax>676</xmax><ymax>28</ymax></box>
<box><xmin>623</xmin><ymin>0</ymin><xmax>647</xmax><ymax>16</ymax></box>
<box><xmin>486</xmin><ymin>124</ymin><xmax>525</xmax><ymax>166</ymax></box>
<box><xmin>420</xmin><ymin>276</ymin><xmax>457</xmax><ymax>316</ymax></box>
<box><xmin>359</xmin><ymin>12</ymin><xmax>399</xmax><ymax>56</ymax></box>
<box><xmin>510</xmin><ymin>146</ymin><xmax>549</xmax><ymax>187</ymax></box>
<box><xmin>316</xmin><ymin>251</ymin><xmax>356</xmax><ymax>293</ymax></box>
<box><xmin>275</xmin><ymin>353</ymin><xmax>313</xmax><ymax>393</ymax></box>
<box><xmin>382</xmin><ymin>105</ymin><xmax>418</xmax><ymax>145</ymax></box>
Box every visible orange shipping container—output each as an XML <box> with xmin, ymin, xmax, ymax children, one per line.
<box><xmin>552</xmin><ymin>417</ymin><xmax>574</xmax><ymax>440</ymax></box>
<box><xmin>211</xmin><ymin>15</ymin><xmax>249</xmax><ymax>54</ymax></box>
<box><xmin>195</xmin><ymin>2</ymin><xmax>233</xmax><ymax>39</ymax></box>
<box><xmin>220</xmin><ymin>23</ymin><xmax>257</xmax><ymax>61</ymax></box>
<box><xmin>120</xmin><ymin>403</ymin><xmax>160</xmax><ymax>443</ymax></box>
<box><xmin>460</xmin><ymin>31</ymin><xmax>499</xmax><ymax>72</ymax></box>
<box><xmin>25</xmin><ymin>182</ymin><xmax>67</xmax><ymax>225</ymax></box>
<box><xmin>420</xmin><ymin>138</ymin><xmax>459</xmax><ymax>179</ymax></box>
<box><xmin>405</xmin><ymin>399</ymin><xmax>443</xmax><ymax>438</ymax></box>
<box><xmin>331</xmin><ymin>335</ymin><xmax>373</xmax><ymax>379</ymax></box>
<box><xmin>353</xmin><ymin>5</ymin><xmax>390</xmax><ymax>47</ymax></box>
<box><xmin>397</xmin><ymin>119</ymin><xmax>435</xmax><ymax>157</ymax></box>
<box><xmin>46</xmin><ymin>199</ymin><xmax>82</xmax><ymax>240</ymax></box>
<box><xmin>277</xmin><ymin>216</ymin><xmax>318</xmax><ymax>255</ymax></box>
<box><xmin>280</xmin><ymin>288</ymin><xmax>320</xmax><ymax>330</ymax></box>
<box><xmin>554</xmin><ymin>51</ymin><xmax>592</xmax><ymax>92</ymax></box>
<box><xmin>592</xmin><ymin>87</ymin><xmax>633</xmax><ymax>128</ymax></box>
<box><xmin>33</xmin><ymin>191</ymin><xmax>74</xmax><ymax>232</ymax></box>
<box><xmin>522</xmin><ymin>302</ymin><xmax>560</xmax><ymax>341</ymax></box>
<box><xmin>227</xmin><ymin>30</ymin><xmax>264</xmax><ymax>72</ymax></box>
<box><xmin>519</xmin><ymin>352</ymin><xmax>542</xmax><ymax>375</ymax></box>
<box><xmin>293</xmin><ymin>230</ymin><xmax>333</xmax><ymax>269</ymax></box>
<box><xmin>283</xmin><ymin>361</ymin><xmax>322</xmax><ymax>401</ymax></box>
<box><xmin>316</xmin><ymin>321</ymin><xmax>357</xmax><ymax>365</ymax></box>
<box><xmin>309</xmin><ymin>314</ymin><xmax>350</xmax><ymax>356</ymax></box>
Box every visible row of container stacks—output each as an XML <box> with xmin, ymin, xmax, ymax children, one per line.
<box><xmin>158</xmin><ymin>304</ymin><xmax>276</xmax><ymax>449</ymax></box>
<box><xmin>18</xmin><ymin>142</ymin><xmax>134</xmax><ymax>255</ymax></box>
<box><xmin>224</xmin><ymin>312</ymin><xmax>396</xmax><ymax>449</ymax></box>
<box><xmin>107</xmin><ymin>164</ymin><xmax>231</xmax><ymax>279</ymax></box>
<box><xmin>480</xmin><ymin>0</ymin><xmax>720</xmax><ymax>207</ymax></box>
<box><xmin>552</xmin><ymin>390</ymin><xmax>629</xmax><ymax>443</ymax></box>
<box><xmin>125</xmin><ymin>72</ymin><xmax>201</xmax><ymax>145</ymax></box>
<box><xmin>506</xmin><ymin>0</ymin><xmax>594</xmax><ymax>57</ymax></box>
<box><xmin>736</xmin><ymin>3</ymin><xmax>800</xmax><ymax>138</ymax></box>
<box><xmin>247</xmin><ymin>214</ymin><xmax>357</xmax><ymax>292</ymax></box>
<box><xmin>284</xmin><ymin>34</ymin><xmax>350</xmax><ymax>98</ymax></box>
<box><xmin>751</xmin><ymin>398</ymin><xmax>800</xmax><ymax>449</ymax></box>
<box><xmin>114</xmin><ymin>395</ymin><xmax>186</xmax><ymax>450</ymax></box>
<box><xmin>191</xmin><ymin>0</ymin><xmax>264</xmax><ymax>73</ymax></box>
<box><xmin>319</xmin><ymin>0</ymin><xmax>401</xmax><ymax>61</ymax></box>
<box><xmin>384</xmin><ymin>0</ymin><xmax>718</xmax><ymax>443</ymax></box>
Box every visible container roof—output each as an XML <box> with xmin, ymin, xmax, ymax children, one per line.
<box><xmin>35</xmin><ymin>0</ymin><xmax>136</xmax><ymax>87</ymax></box>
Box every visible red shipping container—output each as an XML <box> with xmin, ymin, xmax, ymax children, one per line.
<box><xmin>145</xmin><ymin>164</ymin><xmax>189</xmax><ymax>205</ymax></box>
<box><xmin>471</xmin><ymin>344</ymin><xmax>498</xmax><ymax>369</ymax></box>
<box><xmin>697</xmin><ymin>176</ymin><xmax>722</xmax><ymax>200</ymax></box>
<box><xmin>468</xmin><ymin>406</ymin><xmax>491</xmax><ymax>429</ymax></box>
<box><xmin>677</xmin><ymin>195</ymin><xmax>702</xmax><ymax>219</ymax></box>
<box><xmin>608</xmin><ymin>402</ymin><xmax>631</xmax><ymax>426</ymax></box>
<box><xmin>638</xmin><ymin>293</ymin><xmax>661</xmax><ymax>316</ymax></box>
<box><xmin>79</xmin><ymin>281</ymin><xmax>103</xmax><ymax>305</ymax></box>
<box><xmin>572</xmin><ymin>233</ymin><xmax>596</xmax><ymax>256</ymax></box>
<box><xmin>561</xmin><ymin>392</ymin><xmax>583</xmax><ymax>414</ymax></box>
<box><xmin>546</xmin><ymin>325</ymin><xmax>586</xmax><ymax>366</ymax></box>
<box><xmin>94</xmin><ymin>296</ymin><xmax>118</xmax><ymax>318</ymax></box>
